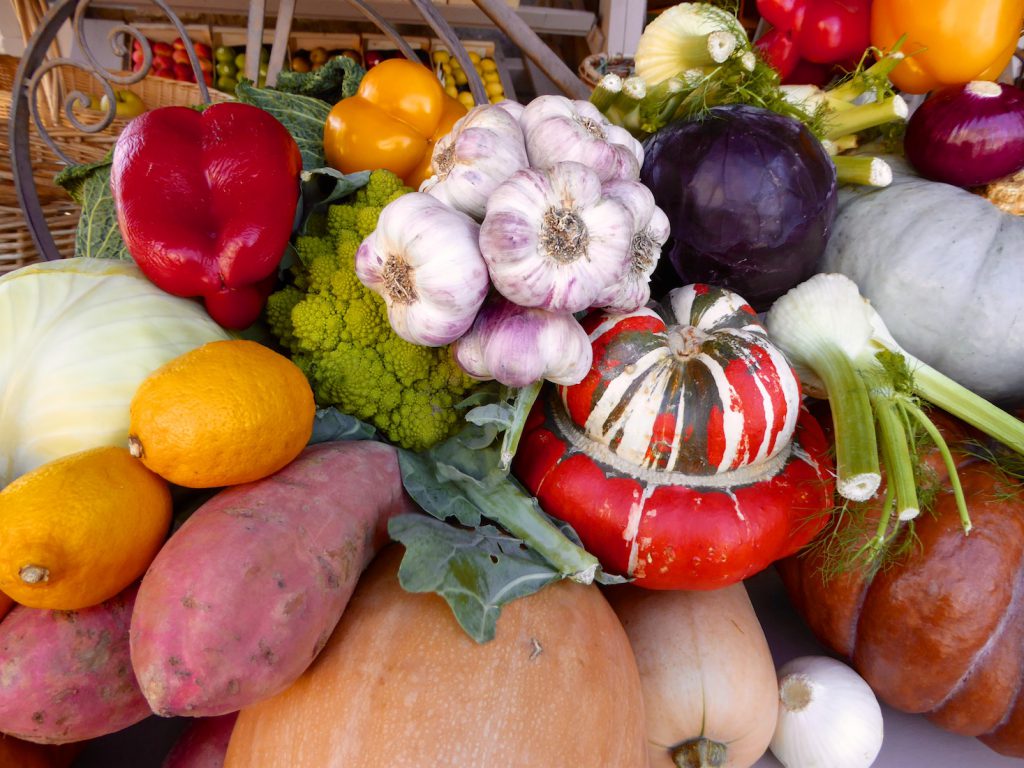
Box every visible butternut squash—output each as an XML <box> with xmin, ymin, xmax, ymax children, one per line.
<box><xmin>225</xmin><ymin>545</ymin><xmax>648</xmax><ymax>767</ymax></box>
<box><xmin>606</xmin><ymin>583</ymin><xmax>779</xmax><ymax>768</ymax></box>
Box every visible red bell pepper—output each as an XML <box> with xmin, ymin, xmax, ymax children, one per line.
<box><xmin>111</xmin><ymin>103</ymin><xmax>302</xmax><ymax>329</ymax></box>
<box><xmin>756</xmin><ymin>0</ymin><xmax>872</xmax><ymax>80</ymax></box>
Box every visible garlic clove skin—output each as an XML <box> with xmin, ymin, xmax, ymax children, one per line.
<box><xmin>770</xmin><ymin>656</ymin><xmax>884</xmax><ymax>768</ymax></box>
<box><xmin>453</xmin><ymin>293</ymin><xmax>593</xmax><ymax>387</ymax></box>
<box><xmin>424</xmin><ymin>104</ymin><xmax>529</xmax><ymax>221</ymax></box>
<box><xmin>356</xmin><ymin>193</ymin><xmax>490</xmax><ymax>347</ymax></box>
<box><xmin>520</xmin><ymin>95</ymin><xmax>645</xmax><ymax>182</ymax></box>
<box><xmin>594</xmin><ymin>179</ymin><xmax>672</xmax><ymax>312</ymax></box>
<box><xmin>480</xmin><ymin>161</ymin><xmax>635</xmax><ymax>314</ymax></box>
<box><xmin>493</xmin><ymin>99</ymin><xmax>526</xmax><ymax>124</ymax></box>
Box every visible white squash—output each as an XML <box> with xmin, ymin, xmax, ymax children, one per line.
<box><xmin>820</xmin><ymin>157</ymin><xmax>1024</xmax><ymax>405</ymax></box>
<box><xmin>606</xmin><ymin>583</ymin><xmax>779</xmax><ymax>768</ymax></box>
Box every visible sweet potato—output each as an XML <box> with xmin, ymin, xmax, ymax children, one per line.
<box><xmin>162</xmin><ymin>712</ymin><xmax>238</xmax><ymax>768</ymax></box>
<box><xmin>130</xmin><ymin>441</ymin><xmax>415</xmax><ymax>717</ymax></box>
<box><xmin>0</xmin><ymin>584</ymin><xmax>150</xmax><ymax>744</ymax></box>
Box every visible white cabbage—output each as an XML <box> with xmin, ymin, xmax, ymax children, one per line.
<box><xmin>0</xmin><ymin>258</ymin><xmax>231</xmax><ymax>487</ymax></box>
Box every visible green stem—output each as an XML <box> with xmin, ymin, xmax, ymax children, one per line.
<box><xmin>589</xmin><ymin>72</ymin><xmax>623</xmax><ymax>113</ymax></box>
<box><xmin>670</xmin><ymin>29</ymin><xmax>738</xmax><ymax>68</ymax></box>
<box><xmin>461</xmin><ymin>481</ymin><xmax>599</xmax><ymax>584</ymax></box>
<box><xmin>499</xmin><ymin>381</ymin><xmax>542</xmax><ymax>472</ymax></box>
<box><xmin>605</xmin><ymin>76</ymin><xmax>647</xmax><ymax>134</ymax></box>
<box><xmin>871</xmin><ymin>391</ymin><xmax>919</xmax><ymax>521</ymax></box>
<box><xmin>832</xmin><ymin>155</ymin><xmax>892</xmax><ymax>187</ymax></box>
<box><xmin>639</xmin><ymin>75</ymin><xmax>689</xmax><ymax>134</ymax></box>
<box><xmin>827</xmin><ymin>52</ymin><xmax>907</xmax><ymax>103</ymax></box>
<box><xmin>671</xmin><ymin>737</ymin><xmax>728</xmax><ymax>768</ymax></box>
<box><xmin>903</xmin><ymin>400</ymin><xmax>972</xmax><ymax>534</ymax></box>
<box><xmin>814</xmin><ymin>344</ymin><xmax>882</xmax><ymax>501</ymax></box>
<box><xmin>825</xmin><ymin>95</ymin><xmax>908</xmax><ymax>140</ymax></box>
<box><xmin>909</xmin><ymin>356</ymin><xmax>1024</xmax><ymax>458</ymax></box>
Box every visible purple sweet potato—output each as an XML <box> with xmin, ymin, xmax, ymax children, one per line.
<box><xmin>162</xmin><ymin>712</ymin><xmax>238</xmax><ymax>768</ymax></box>
<box><xmin>0</xmin><ymin>584</ymin><xmax>151</xmax><ymax>744</ymax></box>
<box><xmin>130</xmin><ymin>440</ymin><xmax>416</xmax><ymax>717</ymax></box>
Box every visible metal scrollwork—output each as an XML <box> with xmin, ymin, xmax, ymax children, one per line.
<box><xmin>10</xmin><ymin>0</ymin><xmax>212</xmax><ymax>261</ymax></box>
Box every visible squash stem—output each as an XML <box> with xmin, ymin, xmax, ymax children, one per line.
<box><xmin>671</xmin><ymin>736</ymin><xmax>728</xmax><ymax>768</ymax></box>
<box><xmin>908</xmin><ymin>356</ymin><xmax>1024</xmax><ymax>458</ymax></box>
<box><xmin>870</xmin><ymin>390</ymin><xmax>919</xmax><ymax>521</ymax></box>
<box><xmin>814</xmin><ymin>343</ymin><xmax>882</xmax><ymax>502</ymax></box>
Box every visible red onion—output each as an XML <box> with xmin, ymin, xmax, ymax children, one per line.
<box><xmin>904</xmin><ymin>80</ymin><xmax>1024</xmax><ymax>188</ymax></box>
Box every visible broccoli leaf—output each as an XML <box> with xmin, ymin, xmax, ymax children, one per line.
<box><xmin>308</xmin><ymin>407</ymin><xmax>378</xmax><ymax>444</ymax></box>
<box><xmin>235</xmin><ymin>80</ymin><xmax>331</xmax><ymax>170</ymax></box>
<box><xmin>54</xmin><ymin>156</ymin><xmax>130</xmax><ymax>261</ymax></box>
<box><xmin>272</xmin><ymin>55</ymin><xmax>364</xmax><ymax>103</ymax></box>
<box><xmin>298</xmin><ymin>167</ymin><xmax>371</xmax><ymax>235</ymax></box>
<box><xmin>394</xmin><ymin>386</ymin><xmax>624</xmax><ymax>643</ymax></box>
<box><xmin>389</xmin><ymin>515</ymin><xmax>561</xmax><ymax>643</ymax></box>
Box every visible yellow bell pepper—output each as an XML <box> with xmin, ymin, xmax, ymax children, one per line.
<box><xmin>324</xmin><ymin>58</ymin><xmax>467</xmax><ymax>188</ymax></box>
<box><xmin>871</xmin><ymin>0</ymin><xmax>1024</xmax><ymax>94</ymax></box>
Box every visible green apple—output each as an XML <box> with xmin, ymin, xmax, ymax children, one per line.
<box><xmin>234</xmin><ymin>52</ymin><xmax>246</xmax><ymax>71</ymax></box>
<box><xmin>214</xmin><ymin>45</ymin><xmax>235</xmax><ymax>63</ymax></box>
<box><xmin>99</xmin><ymin>90</ymin><xmax>146</xmax><ymax>119</ymax></box>
<box><xmin>216</xmin><ymin>76</ymin><xmax>238</xmax><ymax>92</ymax></box>
<box><xmin>217</xmin><ymin>61</ymin><xmax>236</xmax><ymax>78</ymax></box>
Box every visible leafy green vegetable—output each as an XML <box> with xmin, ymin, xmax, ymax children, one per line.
<box><xmin>298</xmin><ymin>167</ymin><xmax>371</xmax><ymax>235</ymax></box>
<box><xmin>392</xmin><ymin>387</ymin><xmax>624</xmax><ymax>643</ymax></box>
<box><xmin>308</xmin><ymin>407</ymin><xmax>377</xmax><ymax>444</ymax></box>
<box><xmin>389</xmin><ymin>515</ymin><xmax>562</xmax><ymax>643</ymax></box>
<box><xmin>272</xmin><ymin>55</ymin><xmax>364</xmax><ymax>103</ymax></box>
<box><xmin>235</xmin><ymin>80</ymin><xmax>331</xmax><ymax>170</ymax></box>
<box><xmin>54</xmin><ymin>155</ymin><xmax>130</xmax><ymax>261</ymax></box>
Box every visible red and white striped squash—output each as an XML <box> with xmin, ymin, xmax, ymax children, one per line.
<box><xmin>513</xmin><ymin>284</ymin><xmax>835</xmax><ymax>590</ymax></box>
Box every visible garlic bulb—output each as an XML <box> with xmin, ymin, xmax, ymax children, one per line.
<box><xmin>453</xmin><ymin>293</ymin><xmax>592</xmax><ymax>387</ymax></box>
<box><xmin>356</xmin><ymin>193</ymin><xmax>489</xmax><ymax>347</ymax></box>
<box><xmin>770</xmin><ymin>656</ymin><xmax>884</xmax><ymax>768</ymax></box>
<box><xmin>493</xmin><ymin>99</ymin><xmax>525</xmax><ymax>123</ymax></box>
<box><xmin>593</xmin><ymin>179</ymin><xmax>671</xmax><ymax>312</ymax></box>
<box><xmin>479</xmin><ymin>161</ymin><xmax>635</xmax><ymax>314</ymax></box>
<box><xmin>421</xmin><ymin>104</ymin><xmax>529</xmax><ymax>221</ymax></box>
<box><xmin>520</xmin><ymin>95</ymin><xmax>644</xmax><ymax>182</ymax></box>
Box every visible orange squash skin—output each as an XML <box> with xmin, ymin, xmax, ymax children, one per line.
<box><xmin>226</xmin><ymin>546</ymin><xmax>649</xmax><ymax>768</ymax></box>
<box><xmin>779</xmin><ymin>428</ymin><xmax>1024</xmax><ymax>757</ymax></box>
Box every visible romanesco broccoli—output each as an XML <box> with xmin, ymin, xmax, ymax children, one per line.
<box><xmin>266</xmin><ymin>169</ymin><xmax>479</xmax><ymax>452</ymax></box>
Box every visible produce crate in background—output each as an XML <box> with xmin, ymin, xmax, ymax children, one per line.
<box><xmin>209</xmin><ymin>26</ymin><xmax>278</xmax><ymax>91</ymax></box>
<box><xmin>429</xmin><ymin>37</ymin><xmax>516</xmax><ymax>104</ymax></box>
<box><xmin>125</xmin><ymin>23</ymin><xmax>216</xmax><ymax>86</ymax></box>
<box><xmin>287</xmin><ymin>31</ymin><xmax>362</xmax><ymax>73</ymax></box>
<box><xmin>361</xmin><ymin>33</ymin><xmax>432</xmax><ymax>69</ymax></box>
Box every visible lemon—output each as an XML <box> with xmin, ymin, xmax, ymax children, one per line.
<box><xmin>485</xmin><ymin>81</ymin><xmax>505</xmax><ymax>97</ymax></box>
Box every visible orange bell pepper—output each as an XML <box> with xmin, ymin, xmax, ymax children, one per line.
<box><xmin>871</xmin><ymin>0</ymin><xmax>1024</xmax><ymax>93</ymax></box>
<box><xmin>323</xmin><ymin>58</ymin><xmax>467</xmax><ymax>188</ymax></box>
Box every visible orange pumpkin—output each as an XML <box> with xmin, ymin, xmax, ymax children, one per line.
<box><xmin>779</xmin><ymin>421</ymin><xmax>1024</xmax><ymax>757</ymax></box>
<box><xmin>226</xmin><ymin>546</ymin><xmax>648</xmax><ymax>767</ymax></box>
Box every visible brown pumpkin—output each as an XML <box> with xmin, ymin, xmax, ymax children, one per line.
<box><xmin>225</xmin><ymin>545</ymin><xmax>649</xmax><ymax>767</ymax></box>
<box><xmin>778</xmin><ymin>423</ymin><xmax>1024</xmax><ymax>757</ymax></box>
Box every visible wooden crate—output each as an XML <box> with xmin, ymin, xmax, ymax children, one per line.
<box><xmin>429</xmin><ymin>38</ymin><xmax>517</xmax><ymax>103</ymax></box>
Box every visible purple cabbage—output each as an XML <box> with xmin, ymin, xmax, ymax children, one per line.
<box><xmin>641</xmin><ymin>104</ymin><xmax>837</xmax><ymax>311</ymax></box>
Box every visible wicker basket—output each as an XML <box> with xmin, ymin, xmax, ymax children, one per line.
<box><xmin>1</xmin><ymin>55</ymin><xmax>232</xmax><ymax>274</ymax></box>
<box><xmin>578</xmin><ymin>53</ymin><xmax>635</xmax><ymax>90</ymax></box>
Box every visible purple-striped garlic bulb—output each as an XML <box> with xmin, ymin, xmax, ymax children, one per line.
<box><xmin>454</xmin><ymin>293</ymin><xmax>592</xmax><ymax>387</ymax></box>
<box><xmin>593</xmin><ymin>178</ymin><xmax>671</xmax><ymax>313</ymax></box>
<box><xmin>479</xmin><ymin>161</ymin><xmax>635</xmax><ymax>314</ymax></box>
<box><xmin>421</xmin><ymin>104</ymin><xmax>528</xmax><ymax>221</ymax></box>
<box><xmin>520</xmin><ymin>95</ymin><xmax>644</xmax><ymax>182</ymax></box>
<box><xmin>356</xmin><ymin>192</ymin><xmax>489</xmax><ymax>347</ymax></box>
